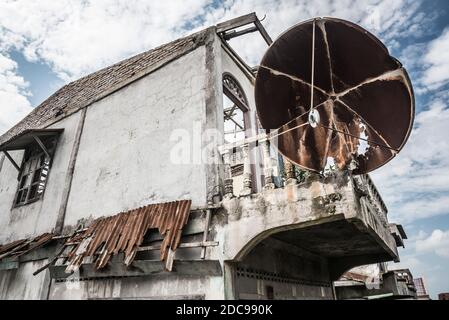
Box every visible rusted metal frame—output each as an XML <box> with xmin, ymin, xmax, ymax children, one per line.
<box><xmin>2</xmin><ymin>151</ymin><xmax>20</xmax><ymax>171</ymax></box>
<box><xmin>32</xmin><ymin>135</ymin><xmax>51</xmax><ymax>160</ymax></box>
<box><xmin>200</xmin><ymin>209</ymin><xmax>212</xmax><ymax>259</ymax></box>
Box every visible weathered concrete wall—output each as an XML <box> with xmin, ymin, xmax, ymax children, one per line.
<box><xmin>49</xmin><ymin>275</ymin><xmax>224</xmax><ymax>300</ymax></box>
<box><xmin>0</xmin><ymin>113</ymin><xmax>82</xmax><ymax>243</ymax></box>
<box><xmin>0</xmin><ymin>259</ymin><xmax>49</xmax><ymax>300</ymax></box>
<box><xmin>64</xmin><ymin>46</ymin><xmax>209</xmax><ymax>226</ymax></box>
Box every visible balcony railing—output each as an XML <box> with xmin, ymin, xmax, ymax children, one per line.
<box><xmin>219</xmin><ymin>135</ymin><xmax>304</xmax><ymax>198</ymax></box>
<box><xmin>218</xmin><ymin>137</ymin><xmax>389</xmax><ymax>230</ymax></box>
<box><xmin>352</xmin><ymin>174</ymin><xmax>389</xmax><ymax>228</ymax></box>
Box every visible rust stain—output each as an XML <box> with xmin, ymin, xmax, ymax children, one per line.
<box><xmin>65</xmin><ymin>200</ymin><xmax>191</xmax><ymax>272</ymax></box>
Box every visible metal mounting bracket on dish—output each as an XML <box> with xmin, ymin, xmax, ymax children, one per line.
<box><xmin>308</xmin><ymin>109</ymin><xmax>320</xmax><ymax>128</ymax></box>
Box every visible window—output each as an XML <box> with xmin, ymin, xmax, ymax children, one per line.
<box><xmin>223</xmin><ymin>73</ymin><xmax>249</xmax><ymax>143</ymax></box>
<box><xmin>13</xmin><ymin>137</ymin><xmax>57</xmax><ymax>207</ymax></box>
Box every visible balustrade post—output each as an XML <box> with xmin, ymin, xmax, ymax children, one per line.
<box><xmin>240</xmin><ymin>143</ymin><xmax>252</xmax><ymax>196</ymax></box>
<box><xmin>262</xmin><ymin>140</ymin><xmax>275</xmax><ymax>190</ymax></box>
<box><xmin>223</xmin><ymin>149</ymin><xmax>234</xmax><ymax>199</ymax></box>
<box><xmin>284</xmin><ymin>158</ymin><xmax>297</xmax><ymax>185</ymax></box>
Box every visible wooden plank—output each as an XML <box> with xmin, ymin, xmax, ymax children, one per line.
<box><xmin>216</xmin><ymin>12</ymin><xmax>257</xmax><ymax>33</ymax></box>
<box><xmin>3</xmin><ymin>151</ymin><xmax>20</xmax><ymax>171</ymax></box>
<box><xmin>32</xmin><ymin>135</ymin><xmax>51</xmax><ymax>159</ymax></box>
<box><xmin>145</xmin><ymin>218</ymin><xmax>205</xmax><ymax>242</ymax></box>
<box><xmin>223</xmin><ymin>26</ymin><xmax>258</xmax><ymax>40</ymax></box>
<box><xmin>255</xmin><ymin>19</ymin><xmax>273</xmax><ymax>45</ymax></box>
<box><xmin>201</xmin><ymin>209</ymin><xmax>212</xmax><ymax>259</ymax></box>
<box><xmin>137</xmin><ymin>241</ymin><xmax>219</xmax><ymax>252</ymax></box>
<box><xmin>49</xmin><ymin>260</ymin><xmax>223</xmax><ymax>279</ymax></box>
<box><xmin>0</xmin><ymin>259</ymin><xmax>19</xmax><ymax>271</ymax></box>
<box><xmin>165</xmin><ymin>248</ymin><xmax>175</xmax><ymax>271</ymax></box>
<box><xmin>55</xmin><ymin>107</ymin><xmax>87</xmax><ymax>233</ymax></box>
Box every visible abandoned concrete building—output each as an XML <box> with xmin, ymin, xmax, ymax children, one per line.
<box><xmin>0</xmin><ymin>13</ymin><xmax>407</xmax><ymax>300</ymax></box>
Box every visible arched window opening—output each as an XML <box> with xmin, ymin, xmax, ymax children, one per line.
<box><xmin>222</xmin><ymin>73</ymin><xmax>249</xmax><ymax>143</ymax></box>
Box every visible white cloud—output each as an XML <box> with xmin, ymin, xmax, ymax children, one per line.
<box><xmin>422</xmin><ymin>27</ymin><xmax>449</xmax><ymax>90</ymax></box>
<box><xmin>0</xmin><ymin>0</ymin><xmax>428</xmax><ymax>79</ymax></box>
<box><xmin>0</xmin><ymin>0</ymin><xmax>430</xmax><ymax>135</ymax></box>
<box><xmin>0</xmin><ymin>0</ymin><xmax>211</xmax><ymax>81</ymax></box>
<box><xmin>416</xmin><ymin>229</ymin><xmax>449</xmax><ymax>258</ymax></box>
<box><xmin>0</xmin><ymin>53</ymin><xmax>33</xmax><ymax>134</ymax></box>
<box><xmin>371</xmin><ymin>98</ymin><xmax>449</xmax><ymax>224</ymax></box>
<box><xmin>200</xmin><ymin>0</ymin><xmax>427</xmax><ymax>65</ymax></box>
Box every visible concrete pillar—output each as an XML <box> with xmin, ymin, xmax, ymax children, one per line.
<box><xmin>262</xmin><ymin>141</ymin><xmax>275</xmax><ymax>190</ymax></box>
<box><xmin>240</xmin><ymin>143</ymin><xmax>252</xmax><ymax>196</ymax></box>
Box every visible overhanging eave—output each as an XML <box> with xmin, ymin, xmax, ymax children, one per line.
<box><xmin>0</xmin><ymin>128</ymin><xmax>64</xmax><ymax>152</ymax></box>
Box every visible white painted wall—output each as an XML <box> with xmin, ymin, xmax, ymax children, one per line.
<box><xmin>0</xmin><ymin>113</ymin><xmax>81</xmax><ymax>243</ymax></box>
<box><xmin>64</xmin><ymin>47</ymin><xmax>209</xmax><ymax>226</ymax></box>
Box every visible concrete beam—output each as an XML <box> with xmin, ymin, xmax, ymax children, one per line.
<box><xmin>49</xmin><ymin>259</ymin><xmax>223</xmax><ymax>280</ymax></box>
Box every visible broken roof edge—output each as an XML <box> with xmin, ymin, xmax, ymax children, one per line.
<box><xmin>0</xmin><ymin>27</ymin><xmax>215</xmax><ymax>148</ymax></box>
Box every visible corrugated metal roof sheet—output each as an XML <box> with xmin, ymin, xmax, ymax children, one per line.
<box><xmin>0</xmin><ymin>233</ymin><xmax>54</xmax><ymax>260</ymax></box>
<box><xmin>65</xmin><ymin>200</ymin><xmax>192</xmax><ymax>272</ymax></box>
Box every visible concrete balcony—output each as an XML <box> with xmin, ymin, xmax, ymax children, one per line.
<box><xmin>216</xmin><ymin>140</ymin><xmax>400</xmax><ymax>288</ymax></box>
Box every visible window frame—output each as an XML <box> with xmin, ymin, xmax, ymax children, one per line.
<box><xmin>222</xmin><ymin>73</ymin><xmax>251</xmax><ymax>143</ymax></box>
<box><xmin>12</xmin><ymin>136</ymin><xmax>58</xmax><ymax>208</ymax></box>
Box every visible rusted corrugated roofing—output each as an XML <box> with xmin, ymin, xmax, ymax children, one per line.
<box><xmin>0</xmin><ymin>233</ymin><xmax>54</xmax><ymax>260</ymax></box>
<box><xmin>65</xmin><ymin>200</ymin><xmax>192</xmax><ymax>272</ymax></box>
<box><xmin>0</xmin><ymin>28</ymin><xmax>211</xmax><ymax>147</ymax></box>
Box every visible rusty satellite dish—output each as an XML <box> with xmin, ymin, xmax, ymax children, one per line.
<box><xmin>255</xmin><ymin>17</ymin><xmax>414</xmax><ymax>175</ymax></box>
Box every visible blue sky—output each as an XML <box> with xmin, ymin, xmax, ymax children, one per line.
<box><xmin>0</xmin><ymin>0</ymin><xmax>448</xmax><ymax>299</ymax></box>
